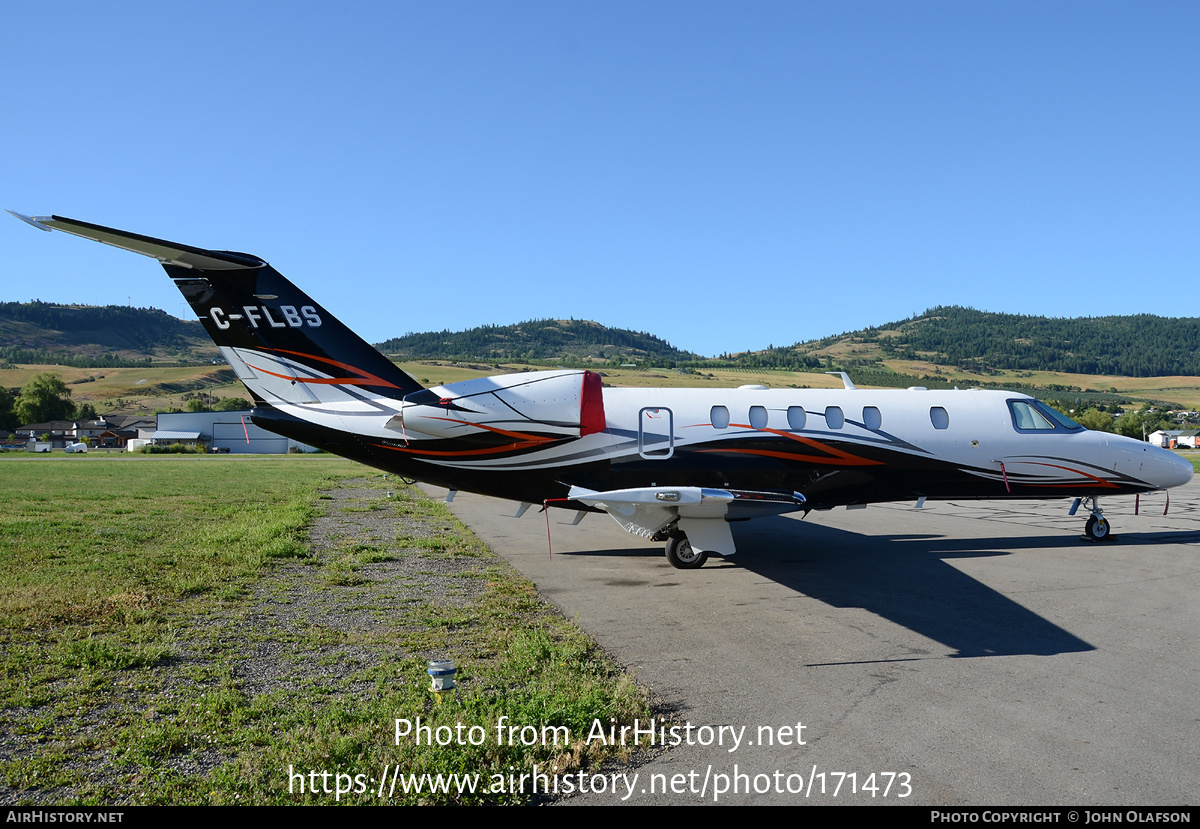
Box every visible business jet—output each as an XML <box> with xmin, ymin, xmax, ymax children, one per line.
<box><xmin>10</xmin><ymin>212</ymin><xmax>1194</xmax><ymax>568</ymax></box>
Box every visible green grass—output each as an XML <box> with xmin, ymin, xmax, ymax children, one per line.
<box><xmin>0</xmin><ymin>455</ymin><xmax>651</xmax><ymax>804</ymax></box>
<box><xmin>0</xmin><ymin>455</ymin><xmax>338</xmax><ymax>631</ymax></box>
<box><xmin>1176</xmin><ymin>450</ymin><xmax>1200</xmax><ymax>473</ymax></box>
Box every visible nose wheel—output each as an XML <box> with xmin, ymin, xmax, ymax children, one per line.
<box><xmin>1083</xmin><ymin>513</ymin><xmax>1110</xmax><ymax>541</ymax></box>
<box><xmin>1077</xmin><ymin>497</ymin><xmax>1114</xmax><ymax>542</ymax></box>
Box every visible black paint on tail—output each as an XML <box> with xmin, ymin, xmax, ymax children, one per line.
<box><xmin>13</xmin><ymin>214</ymin><xmax>424</xmax><ymax>403</ymax></box>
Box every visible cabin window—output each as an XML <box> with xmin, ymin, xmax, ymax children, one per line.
<box><xmin>863</xmin><ymin>406</ymin><xmax>882</xmax><ymax>430</ymax></box>
<box><xmin>787</xmin><ymin>406</ymin><xmax>806</xmax><ymax>430</ymax></box>
<box><xmin>711</xmin><ymin>405</ymin><xmax>730</xmax><ymax>429</ymax></box>
<box><xmin>825</xmin><ymin>406</ymin><xmax>844</xmax><ymax>429</ymax></box>
<box><xmin>749</xmin><ymin>405</ymin><xmax>768</xmax><ymax>429</ymax></box>
<box><xmin>930</xmin><ymin>407</ymin><xmax>949</xmax><ymax>430</ymax></box>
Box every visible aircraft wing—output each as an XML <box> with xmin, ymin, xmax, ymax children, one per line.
<box><xmin>568</xmin><ymin>485</ymin><xmax>806</xmax><ymax>555</ymax></box>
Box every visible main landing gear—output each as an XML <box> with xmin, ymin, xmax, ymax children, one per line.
<box><xmin>664</xmin><ymin>531</ymin><xmax>708</xmax><ymax>569</ymax></box>
<box><xmin>1072</xmin><ymin>496</ymin><xmax>1113</xmax><ymax>542</ymax></box>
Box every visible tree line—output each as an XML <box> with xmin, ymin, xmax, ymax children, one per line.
<box><xmin>376</xmin><ymin>318</ymin><xmax>699</xmax><ymax>363</ymax></box>
<box><xmin>0</xmin><ymin>301</ymin><xmax>213</xmax><ymax>366</ymax></box>
<box><xmin>0</xmin><ymin>373</ymin><xmax>246</xmax><ymax>434</ymax></box>
<box><xmin>6</xmin><ymin>301</ymin><xmax>1199</xmax><ymax>379</ymax></box>
<box><xmin>850</xmin><ymin>306</ymin><xmax>1200</xmax><ymax>377</ymax></box>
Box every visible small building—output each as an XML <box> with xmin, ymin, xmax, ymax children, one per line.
<box><xmin>95</xmin><ymin>415</ymin><xmax>157</xmax><ymax>448</ymax></box>
<box><xmin>1174</xmin><ymin>430</ymin><xmax>1200</xmax><ymax>449</ymax></box>
<box><xmin>1148</xmin><ymin>429</ymin><xmax>1189</xmax><ymax>449</ymax></box>
<box><xmin>15</xmin><ymin>416</ymin><xmax>158</xmax><ymax>450</ymax></box>
<box><xmin>149</xmin><ymin>430</ymin><xmax>203</xmax><ymax>448</ymax></box>
<box><xmin>156</xmin><ymin>411</ymin><xmax>314</xmax><ymax>454</ymax></box>
<box><xmin>14</xmin><ymin>420</ymin><xmax>82</xmax><ymax>449</ymax></box>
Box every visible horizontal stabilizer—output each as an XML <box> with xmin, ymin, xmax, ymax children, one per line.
<box><xmin>7</xmin><ymin>212</ymin><xmax>262</xmax><ymax>270</ymax></box>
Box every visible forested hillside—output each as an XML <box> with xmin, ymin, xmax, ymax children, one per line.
<box><xmin>880</xmin><ymin>307</ymin><xmax>1200</xmax><ymax>376</ymax></box>
<box><xmin>766</xmin><ymin>306</ymin><xmax>1200</xmax><ymax>377</ymax></box>
<box><xmin>3</xmin><ymin>301</ymin><xmax>1199</xmax><ymax>380</ymax></box>
<box><xmin>0</xmin><ymin>301</ymin><xmax>216</xmax><ymax>365</ymax></box>
<box><xmin>376</xmin><ymin>318</ymin><xmax>699</xmax><ymax>363</ymax></box>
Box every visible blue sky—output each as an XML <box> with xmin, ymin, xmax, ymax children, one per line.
<box><xmin>3</xmin><ymin>2</ymin><xmax>1197</xmax><ymax>357</ymax></box>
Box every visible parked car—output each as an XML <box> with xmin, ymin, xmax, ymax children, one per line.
<box><xmin>65</xmin><ymin>442</ymin><xmax>89</xmax><ymax>453</ymax></box>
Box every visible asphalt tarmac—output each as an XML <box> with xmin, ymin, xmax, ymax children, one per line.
<box><xmin>434</xmin><ymin>481</ymin><xmax>1200</xmax><ymax>805</ymax></box>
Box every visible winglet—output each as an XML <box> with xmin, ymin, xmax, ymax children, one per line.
<box><xmin>6</xmin><ymin>210</ymin><xmax>52</xmax><ymax>231</ymax></box>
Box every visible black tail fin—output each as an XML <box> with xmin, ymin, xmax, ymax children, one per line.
<box><xmin>10</xmin><ymin>213</ymin><xmax>424</xmax><ymax>405</ymax></box>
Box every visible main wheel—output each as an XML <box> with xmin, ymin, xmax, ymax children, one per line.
<box><xmin>665</xmin><ymin>533</ymin><xmax>708</xmax><ymax>569</ymax></box>
<box><xmin>1084</xmin><ymin>514</ymin><xmax>1110</xmax><ymax>540</ymax></box>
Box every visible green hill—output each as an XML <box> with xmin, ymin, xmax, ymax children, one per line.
<box><xmin>4</xmin><ymin>301</ymin><xmax>1199</xmax><ymax>381</ymax></box>
<box><xmin>376</xmin><ymin>318</ymin><xmax>700</xmax><ymax>363</ymax></box>
<box><xmin>0</xmin><ymin>301</ymin><xmax>218</xmax><ymax>366</ymax></box>
<box><xmin>759</xmin><ymin>306</ymin><xmax>1200</xmax><ymax>378</ymax></box>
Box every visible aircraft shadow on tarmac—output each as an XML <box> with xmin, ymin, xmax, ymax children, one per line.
<box><xmin>734</xmin><ymin>515</ymin><xmax>1097</xmax><ymax>661</ymax></box>
<box><xmin>555</xmin><ymin>514</ymin><xmax>1104</xmax><ymax>661</ymax></box>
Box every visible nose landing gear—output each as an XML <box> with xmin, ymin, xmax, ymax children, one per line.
<box><xmin>1083</xmin><ymin>513</ymin><xmax>1110</xmax><ymax>541</ymax></box>
<box><xmin>1073</xmin><ymin>497</ymin><xmax>1114</xmax><ymax>542</ymax></box>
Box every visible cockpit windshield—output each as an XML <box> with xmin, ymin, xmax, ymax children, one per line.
<box><xmin>1008</xmin><ymin>399</ymin><xmax>1085</xmax><ymax>432</ymax></box>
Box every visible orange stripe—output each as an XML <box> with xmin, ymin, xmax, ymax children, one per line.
<box><xmin>1018</xmin><ymin>462</ymin><xmax>1120</xmax><ymax>489</ymax></box>
<box><xmin>246</xmin><ymin>363</ymin><xmax>388</xmax><ymax>386</ymax></box>
<box><xmin>370</xmin><ymin>438</ymin><xmax>556</xmax><ymax>458</ymax></box>
<box><xmin>697</xmin><ymin>446</ymin><xmax>884</xmax><ymax>466</ymax></box>
<box><xmin>419</xmin><ymin>415</ymin><xmax>555</xmax><ymax>444</ymax></box>
<box><xmin>719</xmin><ymin>425</ymin><xmax>886</xmax><ymax>466</ymax></box>
<box><xmin>250</xmin><ymin>348</ymin><xmax>402</xmax><ymax>389</ymax></box>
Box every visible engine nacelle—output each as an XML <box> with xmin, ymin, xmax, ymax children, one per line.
<box><xmin>389</xmin><ymin>369</ymin><xmax>606</xmax><ymax>444</ymax></box>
